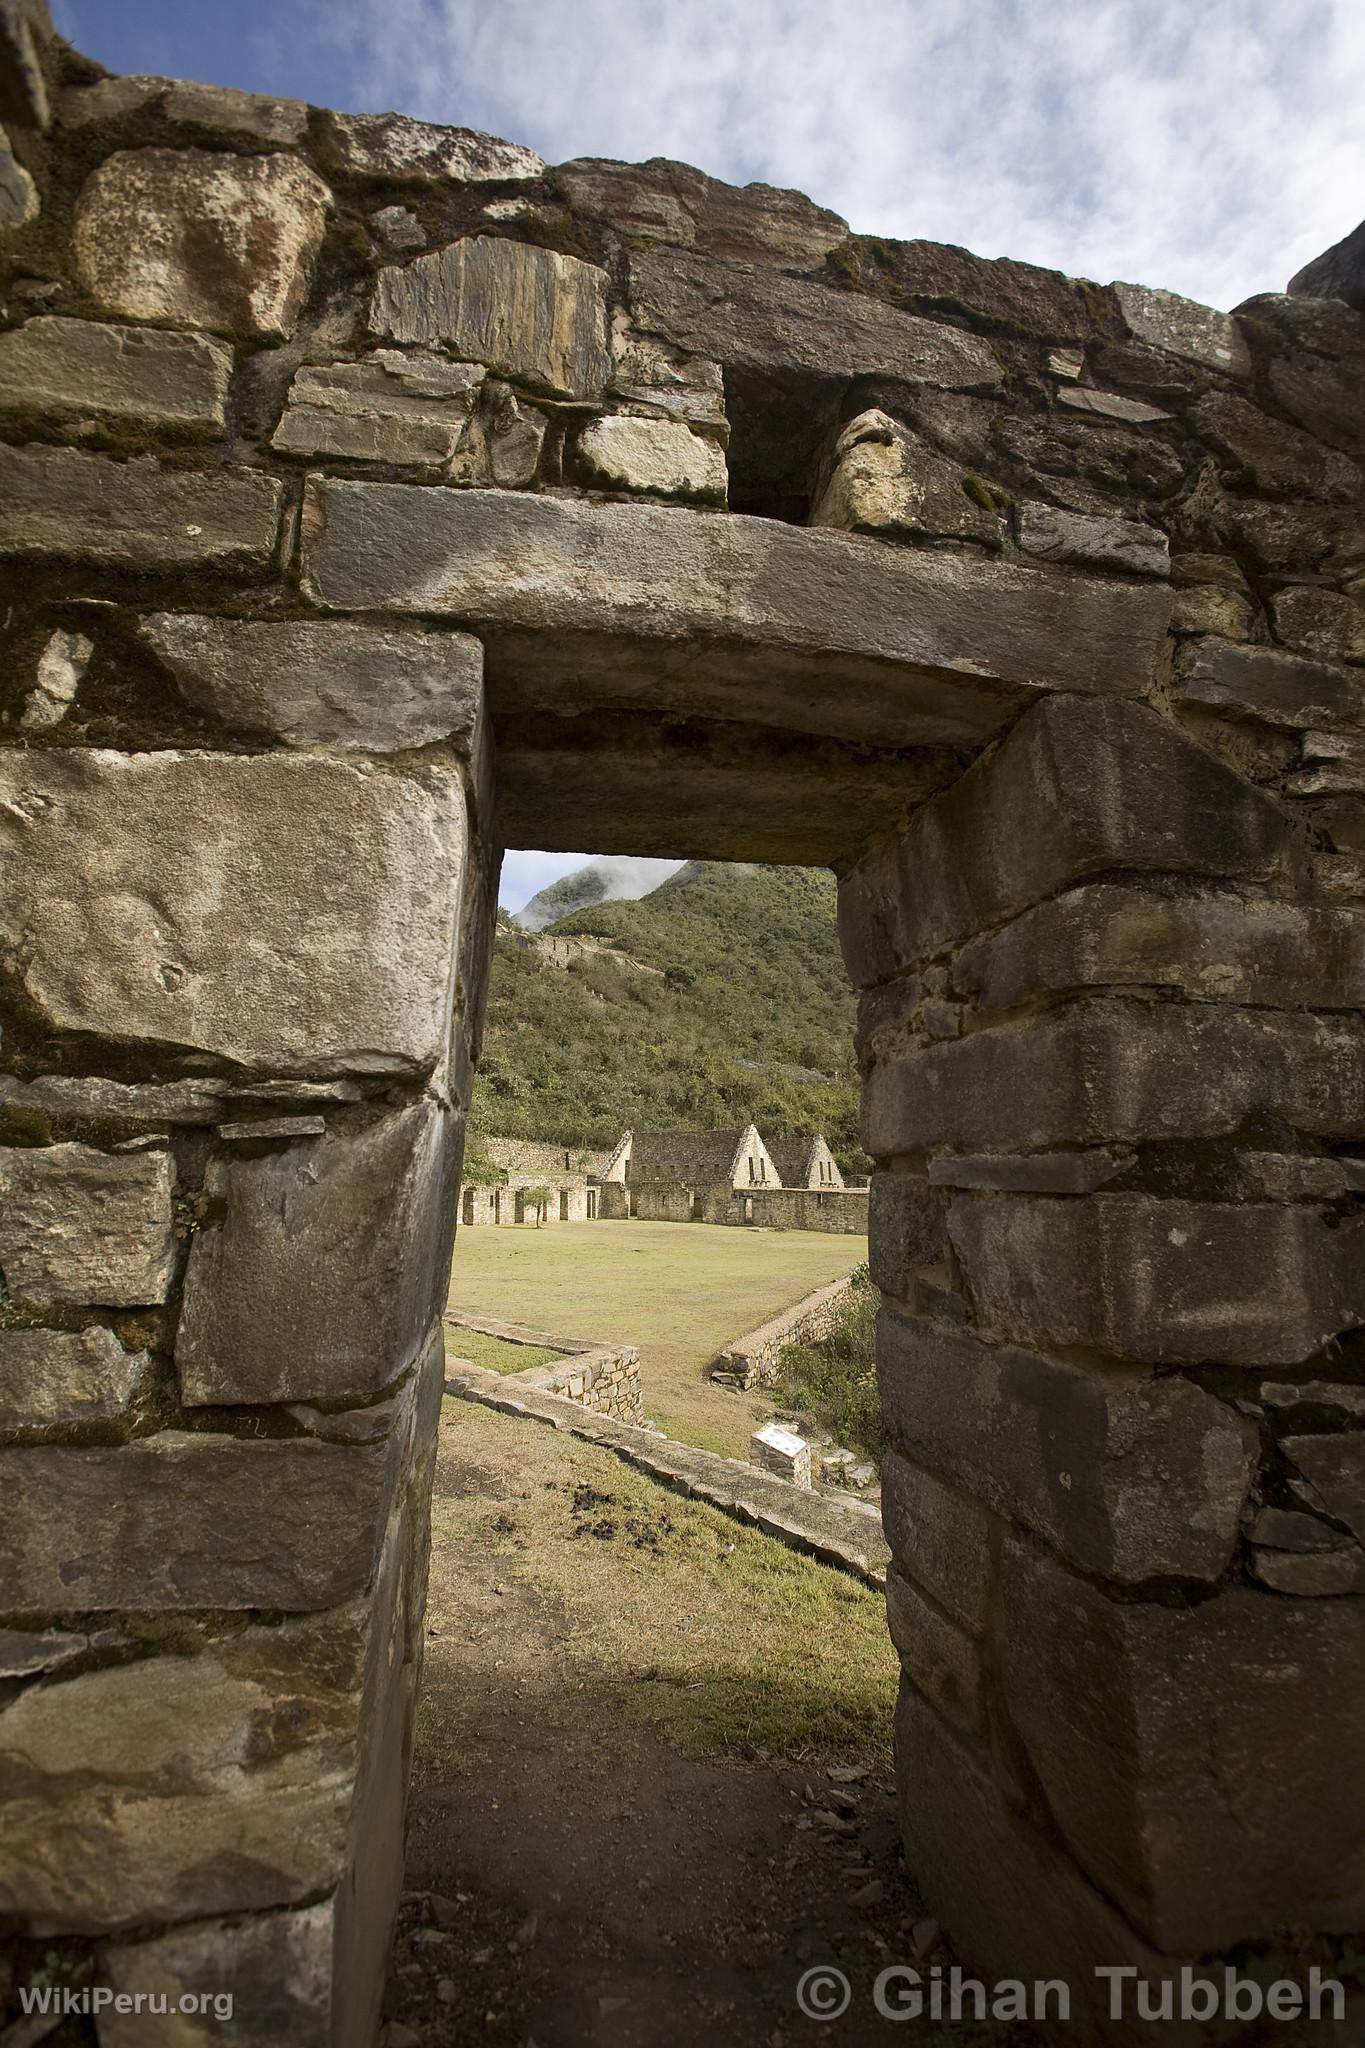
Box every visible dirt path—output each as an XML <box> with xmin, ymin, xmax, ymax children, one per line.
<box><xmin>383</xmin><ymin>1401</ymin><xmax>1030</xmax><ymax>2048</ymax></box>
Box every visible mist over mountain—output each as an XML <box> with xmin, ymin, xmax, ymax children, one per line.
<box><xmin>513</xmin><ymin>856</ymin><xmax>684</xmax><ymax>931</ymax></box>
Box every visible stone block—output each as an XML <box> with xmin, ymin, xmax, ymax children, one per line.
<box><xmin>863</xmin><ymin>1001</ymin><xmax>1365</xmax><ymax>1155</ymax></box>
<box><xmin>331</xmin><ymin>110</ymin><xmax>544</xmax><ymax>182</ymax></box>
<box><xmin>1056</xmin><ymin>386</ymin><xmax>1171</xmax><ymax>425</ymax></box>
<box><xmin>301</xmin><ymin>484</ymin><xmax>1172</xmax><ymax>751</ymax></box>
<box><xmin>926</xmin><ymin>1148</ymin><xmax>1129</xmax><ymax>1193</ymax></box>
<box><xmin>879</xmin><ymin>1452</ymin><xmax>993</xmax><ymax>1630</ymax></box>
<box><xmin>628</xmin><ymin>245</ymin><xmax>1002</xmax><ymax>390</ymax></box>
<box><xmin>140</xmin><ymin>614</ymin><xmax>485</xmax><ymax>754</ymax></box>
<box><xmin>1251</xmin><ymin>1545</ymin><xmax>1365</xmax><ymax>1595</ymax></box>
<box><xmin>0</xmin><ymin>119</ymin><xmax>36</xmax><ymax>225</ymax></box>
<box><xmin>1288</xmin><ymin>220</ymin><xmax>1365</xmax><ymax>313</ymax></box>
<box><xmin>878</xmin><ymin>1309</ymin><xmax>1257</xmax><ymax>1582</ymax></box>
<box><xmin>1273</xmin><ymin>585</ymin><xmax>1365</xmax><ymax>668</ymax></box>
<box><xmin>749</xmin><ymin>1420</ymin><xmax>810</xmax><ymax>1485</ymax></box>
<box><xmin>609</xmin><ymin>318</ymin><xmax>728</xmax><ymax>438</ymax></box>
<box><xmin>867</xmin><ymin>1172</ymin><xmax>947</xmax><ymax>1295</ymax></box>
<box><xmin>0</xmin><ymin>1326</ymin><xmax>144</xmax><ymax>1427</ymax></box>
<box><xmin>557</xmin><ymin>156</ymin><xmax>848</xmax><ymax>268</ymax></box>
<box><xmin>1194</xmin><ymin>390</ymin><xmax>1362</xmax><ymax>502</ymax></box>
<box><xmin>845</xmin><ymin>236</ymin><xmax>1088</xmax><ymax>340</ymax></box>
<box><xmin>0</xmin><ymin>442</ymin><xmax>283</xmax><ymax>568</ymax></box>
<box><xmin>271</xmin><ymin>350</ymin><xmax>484</xmax><ymax>465</ymax></box>
<box><xmin>1169</xmin><ymin>580</ymin><xmax>1255</xmax><ymax>639</ymax></box>
<box><xmin>74</xmin><ymin>148</ymin><xmax>330</xmax><ymax>338</ymax></box>
<box><xmin>999</xmin><ymin>1539</ymin><xmax>1365</xmax><ymax>1949</ymax></box>
<box><xmin>100</xmin><ymin>1901</ymin><xmax>332</xmax><ymax>2047</ymax></box>
<box><xmin>1112</xmin><ymin>280</ymin><xmax>1251</xmax><ymax>377</ymax></box>
<box><xmin>370</xmin><ymin>236</ymin><xmax>609</xmax><ymax>400</ymax></box>
<box><xmin>0</xmin><ymin>0</ymin><xmax>48</xmax><ymax>130</ymax></box>
<box><xmin>1015</xmin><ymin>499</ymin><xmax>1169</xmax><ymax>577</ymax></box>
<box><xmin>838</xmin><ymin>696</ymin><xmax>1284</xmax><ymax>986</ymax></box>
<box><xmin>577</xmin><ymin>413</ymin><xmax>727</xmax><ymax>503</ymax></box>
<box><xmin>0</xmin><ymin>1429</ymin><xmax>396</xmax><ymax>1611</ymax></box>
<box><xmin>0</xmin><ymin>1606</ymin><xmax>366</xmax><ymax>1931</ymax></box>
<box><xmin>1175</xmin><ymin>634</ymin><xmax>1365</xmax><ymax>728</ymax></box>
<box><xmin>177</xmin><ymin>1098</ymin><xmax>460</xmax><ymax>1405</ymax></box>
<box><xmin>0</xmin><ymin>1073</ymin><xmax>231</xmax><ymax>1126</ymax></box>
<box><xmin>949</xmin><ymin>1192</ymin><xmax>1364</xmax><ymax>1366</ymax></box>
<box><xmin>21</xmin><ymin>626</ymin><xmax>90</xmax><ymax>729</ymax></box>
<box><xmin>370</xmin><ymin>203</ymin><xmax>424</xmax><ymax>251</ymax></box>
<box><xmin>0</xmin><ymin>750</ymin><xmax>465</xmax><ymax>1076</ymax></box>
<box><xmin>0</xmin><ymin>315</ymin><xmax>232</xmax><ymax>434</ymax></box>
<box><xmin>447</xmin><ymin>378</ymin><xmax>547</xmax><ymax>487</ymax></box>
<box><xmin>1283</xmin><ymin>1433</ymin><xmax>1365</xmax><ymax>1546</ymax></box>
<box><xmin>811</xmin><ymin>409</ymin><xmax>1001</xmax><ymax>546</ymax></box>
<box><xmin>0</xmin><ymin>1143</ymin><xmax>174</xmax><ymax>1307</ymax></box>
<box><xmin>885</xmin><ymin>1567</ymin><xmax>984</xmax><ymax>1736</ymax></box>
<box><xmin>954</xmin><ymin>882</ymin><xmax>1365</xmax><ymax>1014</ymax></box>
<box><xmin>161</xmin><ymin>78</ymin><xmax>309</xmax><ymax>145</ymax></box>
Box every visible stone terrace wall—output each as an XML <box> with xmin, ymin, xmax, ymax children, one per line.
<box><xmin>714</xmin><ymin>1272</ymin><xmax>861</xmax><ymax>1390</ymax></box>
<box><xmin>443</xmin><ymin>1311</ymin><xmax>642</xmax><ymax>1423</ymax></box>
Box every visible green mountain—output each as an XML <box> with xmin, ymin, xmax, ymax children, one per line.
<box><xmin>470</xmin><ymin>861</ymin><xmax>865</xmax><ymax>1172</ymax></box>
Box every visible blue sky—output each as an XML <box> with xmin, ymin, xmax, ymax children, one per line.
<box><xmin>58</xmin><ymin>0</ymin><xmax>1365</xmax><ymax>912</ymax></box>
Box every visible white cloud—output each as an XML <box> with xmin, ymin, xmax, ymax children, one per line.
<box><xmin>294</xmin><ymin>0</ymin><xmax>1365</xmax><ymax>308</ymax></box>
<box><xmin>499</xmin><ymin>849</ymin><xmax>683</xmax><ymax>917</ymax></box>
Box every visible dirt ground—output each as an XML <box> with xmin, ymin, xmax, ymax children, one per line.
<box><xmin>383</xmin><ymin>1400</ymin><xmax>1032</xmax><ymax>2048</ymax></box>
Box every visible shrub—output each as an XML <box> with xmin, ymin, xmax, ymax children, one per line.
<box><xmin>776</xmin><ymin>1264</ymin><xmax>882</xmax><ymax>1463</ymax></box>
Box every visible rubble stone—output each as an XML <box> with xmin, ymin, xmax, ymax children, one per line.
<box><xmin>101</xmin><ymin>1902</ymin><xmax>333</xmax><ymax>2048</ymax></box>
<box><xmin>140</xmin><ymin>613</ymin><xmax>485</xmax><ymax>753</ymax></box>
<box><xmin>1194</xmin><ymin>389</ymin><xmax>1362</xmax><ymax>501</ymax></box>
<box><xmin>370</xmin><ymin>203</ymin><xmax>424</xmax><ymax>251</ymax></box>
<box><xmin>0</xmin><ymin>314</ymin><xmax>231</xmax><ymax>434</ymax></box>
<box><xmin>845</xmin><ymin>236</ymin><xmax>1087</xmax><ymax>340</ymax></box>
<box><xmin>1055</xmin><ymin>386</ymin><xmax>1171</xmax><ymax>425</ymax></box>
<box><xmin>1176</xmin><ymin>635</ymin><xmax>1365</xmax><ymax>728</ymax></box>
<box><xmin>878</xmin><ymin>1310</ymin><xmax>1257</xmax><ymax>1582</ymax></box>
<box><xmin>1273</xmin><ymin>585</ymin><xmax>1365</xmax><ymax>667</ymax></box>
<box><xmin>0</xmin><ymin>1326</ymin><xmax>144</xmax><ymax>1427</ymax></box>
<box><xmin>332</xmin><ymin>111</ymin><xmax>544</xmax><ymax>182</ymax></box>
<box><xmin>0</xmin><ymin>1143</ymin><xmax>174</xmax><ymax>1306</ymax></box>
<box><xmin>1112</xmin><ymin>280</ymin><xmax>1251</xmax><ymax>377</ymax></box>
<box><xmin>448</xmin><ymin>380</ymin><xmax>546</xmax><ymax>486</ymax></box>
<box><xmin>608</xmin><ymin>319</ymin><xmax>728</xmax><ymax>438</ymax></box>
<box><xmin>0</xmin><ymin>443</ymin><xmax>282</xmax><ymax>568</ymax></box>
<box><xmin>21</xmin><ymin>626</ymin><xmax>91</xmax><ymax>728</ymax></box>
<box><xmin>271</xmin><ymin>350</ymin><xmax>484</xmax><ymax>465</ymax></box>
<box><xmin>0</xmin><ymin>750</ymin><xmax>465</xmax><ymax>1075</ymax></box>
<box><xmin>811</xmin><ymin>410</ymin><xmax>1002</xmax><ymax>546</ymax></box>
<box><xmin>1015</xmin><ymin>499</ymin><xmax>1169</xmax><ymax>577</ymax></box>
<box><xmin>577</xmin><ymin>413</ymin><xmax>727</xmax><ymax>502</ymax></box>
<box><xmin>371</xmin><ymin>236</ymin><xmax>609</xmax><ymax>400</ymax></box>
<box><xmin>0</xmin><ymin>121</ymin><xmax>37</xmax><ymax>224</ymax></box>
<box><xmin>0</xmin><ymin>0</ymin><xmax>47</xmax><ymax>129</ymax></box>
<box><xmin>1283</xmin><ymin>1434</ymin><xmax>1365</xmax><ymax>1546</ymax></box>
<box><xmin>74</xmin><ymin>148</ymin><xmax>330</xmax><ymax>338</ymax></box>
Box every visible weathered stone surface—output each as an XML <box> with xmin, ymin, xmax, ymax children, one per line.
<box><xmin>0</xmin><ymin>120</ymin><xmax>36</xmax><ymax>225</ymax></box>
<box><xmin>867</xmin><ymin>1173</ymin><xmax>947</xmax><ymax>1294</ymax></box>
<box><xmin>844</xmin><ymin>236</ymin><xmax>1087</xmax><ymax>341</ymax></box>
<box><xmin>1284</xmin><ymin>1433</ymin><xmax>1365</xmax><ymax>1547</ymax></box>
<box><xmin>1251</xmin><ymin>1545</ymin><xmax>1365</xmax><ymax>1595</ymax></box>
<box><xmin>885</xmin><ymin>1567</ymin><xmax>983</xmax><ymax>1736</ymax></box>
<box><xmin>1273</xmin><ymin>585</ymin><xmax>1365</xmax><ymax>667</ymax></box>
<box><xmin>949</xmin><ymin>1192</ymin><xmax>1364</xmax><ymax>1366</ymax></box>
<box><xmin>178</xmin><ymin>1099</ymin><xmax>460</xmax><ymax>1405</ymax></box>
<box><xmin>954</xmin><ymin>883</ymin><xmax>1365</xmax><ymax>1013</ymax></box>
<box><xmin>0</xmin><ymin>1608</ymin><xmax>366</xmax><ymax>1930</ymax></box>
<box><xmin>0</xmin><ymin>0</ymin><xmax>47</xmax><ymax>129</ymax></box>
<box><xmin>1112</xmin><ymin>280</ymin><xmax>1251</xmax><ymax>377</ymax></box>
<box><xmin>0</xmin><ymin>313</ymin><xmax>231</xmax><ymax>434</ymax></box>
<box><xmin>1194</xmin><ymin>389</ymin><xmax>1362</xmax><ymax>501</ymax></box>
<box><xmin>370</xmin><ymin>203</ymin><xmax>424</xmax><ymax>251</ymax></box>
<box><xmin>371</xmin><ymin>237</ymin><xmax>609</xmax><ymax>400</ymax></box>
<box><xmin>1169</xmin><ymin>580</ymin><xmax>1255</xmax><ymax>639</ymax></box>
<box><xmin>879</xmin><ymin>1453</ymin><xmax>993</xmax><ymax>1630</ymax></box>
<box><xmin>1262</xmin><ymin>1376</ymin><xmax>1365</xmax><ymax>1421</ymax></box>
<box><xmin>0</xmin><ymin>1144</ymin><xmax>174</xmax><ymax>1307</ymax></box>
<box><xmin>999</xmin><ymin>1540</ymin><xmax>1365</xmax><ymax>1949</ymax></box>
<box><xmin>0</xmin><ymin>1325</ymin><xmax>143</xmax><ymax>1428</ymax></box>
<box><xmin>1056</xmin><ymin>386</ymin><xmax>1170</xmax><ymax>425</ymax></box>
<box><xmin>302</xmin><ymin>484</ymin><xmax>1172</xmax><ymax>751</ymax></box>
<box><xmin>609</xmin><ymin>319</ymin><xmax>727</xmax><ymax>438</ymax></box>
<box><xmin>0</xmin><ymin>1073</ymin><xmax>228</xmax><ymax>1125</ymax></box>
<box><xmin>140</xmin><ymin>614</ymin><xmax>485</xmax><ymax>754</ymax></box>
<box><xmin>332</xmin><ymin>111</ymin><xmax>544</xmax><ymax>182</ymax></box>
<box><xmin>1015</xmin><ymin>499</ymin><xmax>1168</xmax><ymax>577</ymax></box>
<box><xmin>628</xmin><ymin>246</ymin><xmax>1002</xmax><ymax>390</ymax></box>
<box><xmin>864</xmin><ymin>1001</ymin><xmax>1365</xmax><ymax>1155</ymax></box>
<box><xmin>1287</xmin><ymin>220</ymin><xmax>1365</xmax><ymax>313</ymax></box>
<box><xmin>1176</xmin><ymin>634</ymin><xmax>1365</xmax><ymax>728</ymax></box>
<box><xmin>0</xmin><ymin>750</ymin><xmax>465</xmax><ymax>1075</ymax></box>
<box><xmin>557</xmin><ymin>157</ymin><xmax>848</xmax><ymax>269</ymax></box>
<box><xmin>577</xmin><ymin>413</ymin><xmax>726</xmax><ymax>502</ymax></box>
<box><xmin>926</xmin><ymin>1148</ymin><xmax>1129</xmax><ymax>1193</ymax></box>
<box><xmin>838</xmin><ymin>696</ymin><xmax>1283</xmax><ymax>985</ymax></box>
<box><xmin>21</xmin><ymin>626</ymin><xmax>91</xmax><ymax>728</ymax></box>
<box><xmin>162</xmin><ymin>78</ymin><xmax>309</xmax><ymax>145</ymax></box>
<box><xmin>0</xmin><ymin>443</ymin><xmax>282</xmax><ymax>567</ymax></box>
<box><xmin>878</xmin><ymin>1309</ymin><xmax>1257</xmax><ymax>1582</ymax></box>
<box><xmin>0</xmin><ymin>1429</ymin><xmax>395</xmax><ymax>1610</ymax></box>
<box><xmin>0</xmin><ymin>1627</ymin><xmax>103</xmax><ymax>1678</ymax></box>
<box><xmin>59</xmin><ymin>72</ymin><xmax>163</xmax><ymax>125</ymax></box>
<box><xmin>1251</xmin><ymin>1505</ymin><xmax>1349</xmax><ymax>1552</ymax></box>
<box><xmin>811</xmin><ymin>410</ymin><xmax>1001</xmax><ymax>546</ymax></box>
<box><xmin>101</xmin><ymin>1901</ymin><xmax>332</xmax><ymax>2047</ymax></box>
<box><xmin>271</xmin><ymin>350</ymin><xmax>484</xmax><ymax>465</ymax></box>
<box><xmin>448</xmin><ymin>379</ymin><xmax>546</xmax><ymax>486</ymax></box>
<box><xmin>1235</xmin><ymin>1152</ymin><xmax>1348</xmax><ymax>1201</ymax></box>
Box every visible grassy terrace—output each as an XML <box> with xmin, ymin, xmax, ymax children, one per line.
<box><xmin>446</xmin><ymin>1219</ymin><xmax>868</xmax><ymax>1457</ymax></box>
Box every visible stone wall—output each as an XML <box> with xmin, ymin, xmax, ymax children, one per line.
<box><xmin>715</xmin><ymin>1272</ymin><xmax>861</xmax><ymax>1389</ymax></box>
<box><xmin>443</xmin><ymin>1312</ymin><xmax>642</xmax><ymax>1423</ymax></box>
<box><xmin>751</xmin><ymin>1187</ymin><xmax>869</xmax><ymax>1233</ymax></box>
<box><xmin>2</xmin><ymin>5</ymin><xmax>1363</xmax><ymax>2038</ymax></box>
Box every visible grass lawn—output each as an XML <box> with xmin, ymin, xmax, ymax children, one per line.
<box><xmin>446</xmin><ymin>1219</ymin><xmax>867</xmax><ymax>1456</ymax></box>
<box><xmin>445</xmin><ymin>1329</ymin><xmax>567</xmax><ymax>1375</ymax></box>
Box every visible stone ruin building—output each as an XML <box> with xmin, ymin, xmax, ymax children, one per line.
<box><xmin>2</xmin><ymin>2</ymin><xmax>1365</xmax><ymax>2038</ymax></box>
<box><xmin>595</xmin><ymin>1121</ymin><xmax>867</xmax><ymax>1229</ymax></box>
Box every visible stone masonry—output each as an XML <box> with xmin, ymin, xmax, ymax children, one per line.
<box><xmin>1</xmin><ymin>7</ymin><xmax>1364</xmax><ymax>2041</ymax></box>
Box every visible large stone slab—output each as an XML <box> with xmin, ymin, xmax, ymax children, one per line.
<box><xmin>0</xmin><ymin>1325</ymin><xmax>144</xmax><ymax>1427</ymax></box>
<box><xmin>370</xmin><ymin>236</ymin><xmax>610</xmax><ymax>400</ymax></box>
<box><xmin>1287</xmin><ymin>220</ymin><xmax>1365</xmax><ymax>312</ymax></box>
<box><xmin>270</xmin><ymin>350</ymin><xmax>485</xmax><ymax>466</ymax></box>
<box><xmin>140</xmin><ymin>614</ymin><xmax>485</xmax><ymax>754</ymax></box>
<box><xmin>73</xmin><ymin>147</ymin><xmax>330</xmax><ymax>338</ymax></box>
<box><xmin>838</xmin><ymin>696</ymin><xmax>1285</xmax><ymax>985</ymax></box>
<box><xmin>0</xmin><ymin>1143</ymin><xmax>174</xmax><ymax>1306</ymax></box>
<box><xmin>628</xmin><ymin>245</ymin><xmax>1002</xmax><ymax>389</ymax></box>
<box><xmin>0</xmin><ymin>316</ymin><xmax>232</xmax><ymax>434</ymax></box>
<box><xmin>0</xmin><ymin>443</ymin><xmax>282</xmax><ymax>568</ymax></box>
<box><xmin>0</xmin><ymin>1429</ymin><xmax>394</xmax><ymax>1610</ymax></box>
<box><xmin>0</xmin><ymin>750</ymin><xmax>464</xmax><ymax>1076</ymax></box>
<box><xmin>954</xmin><ymin>882</ymin><xmax>1365</xmax><ymax>1013</ymax></box>
<box><xmin>878</xmin><ymin>1310</ymin><xmax>1256</xmax><ymax>1582</ymax></box>
<box><xmin>177</xmin><ymin>1098</ymin><xmax>460</xmax><ymax>1405</ymax></box>
<box><xmin>101</xmin><ymin>1901</ymin><xmax>333</xmax><ymax>2047</ymax></box>
<box><xmin>557</xmin><ymin>157</ymin><xmax>848</xmax><ymax>269</ymax></box>
<box><xmin>1176</xmin><ymin>635</ymin><xmax>1365</xmax><ymax>729</ymax></box>
<box><xmin>1194</xmin><ymin>389</ymin><xmax>1362</xmax><ymax>502</ymax></box>
<box><xmin>332</xmin><ymin>110</ymin><xmax>544</xmax><ymax>183</ymax></box>
<box><xmin>1112</xmin><ymin>280</ymin><xmax>1250</xmax><ymax>377</ymax></box>
<box><xmin>999</xmin><ymin>1540</ymin><xmax>1365</xmax><ymax>1950</ymax></box>
<box><xmin>576</xmin><ymin>413</ymin><xmax>727</xmax><ymax>503</ymax></box>
<box><xmin>302</xmin><ymin>483</ymin><xmax>1172</xmax><ymax>751</ymax></box>
<box><xmin>863</xmin><ymin>1000</ymin><xmax>1365</xmax><ymax>1154</ymax></box>
<box><xmin>949</xmin><ymin>1192</ymin><xmax>1365</xmax><ymax>1366</ymax></box>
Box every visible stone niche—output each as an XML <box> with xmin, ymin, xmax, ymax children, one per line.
<box><xmin>2</xmin><ymin>10</ymin><xmax>1364</xmax><ymax>2045</ymax></box>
